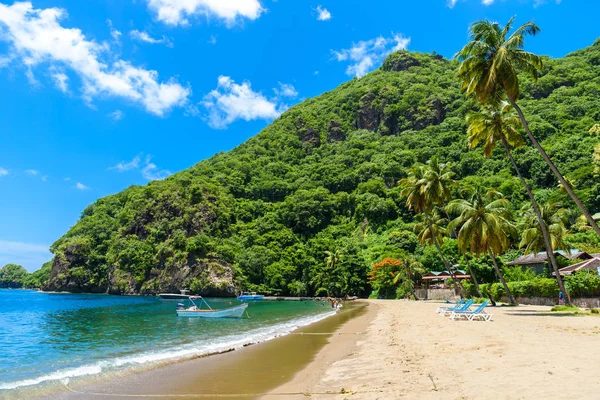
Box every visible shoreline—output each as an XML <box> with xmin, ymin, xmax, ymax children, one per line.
<box><xmin>262</xmin><ymin>300</ymin><xmax>378</xmax><ymax>399</ymax></box>
<box><xmin>28</xmin><ymin>301</ymin><xmax>368</xmax><ymax>400</ymax></box>
<box><xmin>278</xmin><ymin>300</ymin><xmax>600</xmax><ymax>399</ymax></box>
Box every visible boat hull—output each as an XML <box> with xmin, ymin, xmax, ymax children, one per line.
<box><xmin>177</xmin><ymin>303</ymin><xmax>248</xmax><ymax>318</ymax></box>
<box><xmin>237</xmin><ymin>295</ymin><xmax>264</xmax><ymax>301</ymax></box>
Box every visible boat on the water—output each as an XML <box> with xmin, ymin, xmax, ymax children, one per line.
<box><xmin>176</xmin><ymin>296</ymin><xmax>248</xmax><ymax>318</ymax></box>
<box><xmin>237</xmin><ymin>291</ymin><xmax>264</xmax><ymax>301</ymax></box>
<box><xmin>159</xmin><ymin>290</ymin><xmax>190</xmax><ymax>300</ymax></box>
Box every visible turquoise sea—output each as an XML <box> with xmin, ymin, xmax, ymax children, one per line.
<box><xmin>0</xmin><ymin>289</ymin><xmax>335</xmax><ymax>395</ymax></box>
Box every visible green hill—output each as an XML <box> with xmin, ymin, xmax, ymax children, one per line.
<box><xmin>44</xmin><ymin>40</ymin><xmax>600</xmax><ymax>296</ymax></box>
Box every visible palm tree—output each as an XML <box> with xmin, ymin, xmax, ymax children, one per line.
<box><xmin>456</xmin><ymin>16</ymin><xmax>600</xmax><ymax>237</ymax></box>
<box><xmin>392</xmin><ymin>259</ymin><xmax>425</xmax><ymax>299</ymax></box>
<box><xmin>414</xmin><ymin>211</ymin><xmax>464</xmax><ymax>295</ymax></box>
<box><xmin>401</xmin><ymin>165</ymin><xmax>464</xmax><ymax>295</ymax></box>
<box><xmin>324</xmin><ymin>249</ymin><xmax>343</xmax><ymax>270</ymax></box>
<box><xmin>447</xmin><ymin>188</ymin><xmax>517</xmax><ymax>304</ymax></box>
<box><xmin>422</xmin><ymin>156</ymin><xmax>456</xmax><ymax>206</ymax></box>
<box><xmin>466</xmin><ymin>103</ymin><xmax>569</xmax><ymax>303</ymax></box>
<box><xmin>519</xmin><ymin>203</ymin><xmax>570</xmax><ymax>256</ymax></box>
<box><xmin>519</xmin><ymin>202</ymin><xmax>571</xmax><ymax>302</ymax></box>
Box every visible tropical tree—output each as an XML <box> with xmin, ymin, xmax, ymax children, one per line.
<box><xmin>466</xmin><ymin>102</ymin><xmax>568</xmax><ymax>302</ymax></box>
<box><xmin>422</xmin><ymin>156</ymin><xmax>456</xmax><ymax>206</ymax></box>
<box><xmin>392</xmin><ymin>258</ymin><xmax>425</xmax><ymax>299</ymax></box>
<box><xmin>414</xmin><ymin>211</ymin><xmax>464</xmax><ymax>295</ymax></box>
<box><xmin>369</xmin><ymin>257</ymin><xmax>424</xmax><ymax>299</ymax></box>
<box><xmin>401</xmin><ymin>164</ymin><xmax>464</xmax><ymax>295</ymax></box>
<box><xmin>519</xmin><ymin>203</ymin><xmax>570</xmax><ymax>257</ymax></box>
<box><xmin>324</xmin><ymin>249</ymin><xmax>343</xmax><ymax>270</ymax></box>
<box><xmin>311</xmin><ymin>249</ymin><xmax>345</xmax><ymax>297</ymax></box>
<box><xmin>447</xmin><ymin>188</ymin><xmax>517</xmax><ymax>304</ymax></box>
<box><xmin>456</xmin><ymin>16</ymin><xmax>600</xmax><ymax>237</ymax></box>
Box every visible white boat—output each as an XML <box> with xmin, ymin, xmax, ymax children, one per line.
<box><xmin>176</xmin><ymin>296</ymin><xmax>248</xmax><ymax>318</ymax></box>
<box><xmin>159</xmin><ymin>290</ymin><xmax>190</xmax><ymax>300</ymax></box>
<box><xmin>237</xmin><ymin>291</ymin><xmax>264</xmax><ymax>301</ymax></box>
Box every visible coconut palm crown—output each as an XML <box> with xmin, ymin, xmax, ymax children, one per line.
<box><xmin>456</xmin><ymin>16</ymin><xmax>543</xmax><ymax>104</ymax></box>
<box><xmin>466</xmin><ymin>101</ymin><xmax>525</xmax><ymax>157</ymax></box>
<box><xmin>447</xmin><ymin>188</ymin><xmax>515</xmax><ymax>256</ymax></box>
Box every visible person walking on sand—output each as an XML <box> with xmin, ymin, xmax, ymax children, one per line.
<box><xmin>559</xmin><ymin>291</ymin><xmax>565</xmax><ymax>305</ymax></box>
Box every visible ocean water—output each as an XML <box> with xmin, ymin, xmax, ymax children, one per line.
<box><xmin>0</xmin><ymin>289</ymin><xmax>335</xmax><ymax>394</ymax></box>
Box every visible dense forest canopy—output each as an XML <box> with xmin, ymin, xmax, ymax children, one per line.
<box><xmin>44</xmin><ymin>40</ymin><xmax>600</xmax><ymax>297</ymax></box>
<box><xmin>0</xmin><ymin>262</ymin><xmax>50</xmax><ymax>289</ymax></box>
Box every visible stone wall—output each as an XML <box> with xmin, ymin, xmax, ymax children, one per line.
<box><xmin>499</xmin><ymin>296</ymin><xmax>600</xmax><ymax>308</ymax></box>
<box><xmin>415</xmin><ymin>288</ymin><xmax>458</xmax><ymax>301</ymax></box>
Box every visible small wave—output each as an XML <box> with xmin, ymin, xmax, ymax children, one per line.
<box><xmin>0</xmin><ymin>309</ymin><xmax>336</xmax><ymax>391</ymax></box>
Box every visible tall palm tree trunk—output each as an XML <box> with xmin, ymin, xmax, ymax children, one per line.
<box><xmin>488</xmin><ymin>249</ymin><xmax>517</xmax><ymax>304</ymax></box>
<box><xmin>508</xmin><ymin>98</ymin><xmax>600</xmax><ymax>237</ymax></box>
<box><xmin>424</xmin><ymin>213</ymin><xmax>465</xmax><ymax>297</ymax></box>
<box><xmin>464</xmin><ymin>253</ymin><xmax>483</xmax><ymax>297</ymax></box>
<box><xmin>500</xmin><ymin>136</ymin><xmax>571</xmax><ymax>304</ymax></box>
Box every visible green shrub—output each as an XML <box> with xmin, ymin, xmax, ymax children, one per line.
<box><xmin>591</xmin><ymin>308</ymin><xmax>600</xmax><ymax>314</ymax></box>
<box><xmin>551</xmin><ymin>305</ymin><xmax>579</xmax><ymax>312</ymax></box>
<box><xmin>565</xmin><ymin>271</ymin><xmax>600</xmax><ymax>297</ymax></box>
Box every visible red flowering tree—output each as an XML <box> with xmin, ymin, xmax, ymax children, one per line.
<box><xmin>369</xmin><ymin>258</ymin><xmax>424</xmax><ymax>299</ymax></box>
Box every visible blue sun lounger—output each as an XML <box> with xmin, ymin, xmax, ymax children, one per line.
<box><xmin>435</xmin><ymin>298</ymin><xmax>465</xmax><ymax>314</ymax></box>
<box><xmin>439</xmin><ymin>299</ymin><xmax>474</xmax><ymax>317</ymax></box>
<box><xmin>450</xmin><ymin>301</ymin><xmax>492</xmax><ymax>321</ymax></box>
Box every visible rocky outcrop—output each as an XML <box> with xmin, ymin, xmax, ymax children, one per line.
<box><xmin>381</xmin><ymin>51</ymin><xmax>421</xmax><ymax>72</ymax></box>
<box><xmin>296</xmin><ymin>118</ymin><xmax>321</xmax><ymax>148</ymax></box>
<box><xmin>45</xmin><ymin>254</ymin><xmax>238</xmax><ymax>296</ymax></box>
<box><xmin>356</xmin><ymin>91</ymin><xmax>381</xmax><ymax>131</ymax></box>
<box><xmin>327</xmin><ymin>120</ymin><xmax>345</xmax><ymax>141</ymax></box>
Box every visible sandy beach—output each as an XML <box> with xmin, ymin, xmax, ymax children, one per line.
<box><xmin>271</xmin><ymin>300</ymin><xmax>600</xmax><ymax>399</ymax></box>
<box><xmin>26</xmin><ymin>299</ymin><xmax>600</xmax><ymax>399</ymax></box>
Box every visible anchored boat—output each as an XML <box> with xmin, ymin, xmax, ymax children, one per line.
<box><xmin>176</xmin><ymin>296</ymin><xmax>248</xmax><ymax>318</ymax></box>
<box><xmin>237</xmin><ymin>291</ymin><xmax>264</xmax><ymax>301</ymax></box>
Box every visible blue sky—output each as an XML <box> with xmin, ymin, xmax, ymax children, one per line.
<box><xmin>0</xmin><ymin>0</ymin><xmax>597</xmax><ymax>271</ymax></box>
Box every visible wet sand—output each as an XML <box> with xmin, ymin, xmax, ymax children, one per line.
<box><xmin>41</xmin><ymin>301</ymin><xmax>369</xmax><ymax>400</ymax></box>
<box><xmin>273</xmin><ymin>300</ymin><xmax>600</xmax><ymax>399</ymax></box>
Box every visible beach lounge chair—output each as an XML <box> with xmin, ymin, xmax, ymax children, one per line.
<box><xmin>435</xmin><ymin>298</ymin><xmax>465</xmax><ymax>314</ymax></box>
<box><xmin>439</xmin><ymin>300</ymin><xmax>474</xmax><ymax>317</ymax></box>
<box><xmin>450</xmin><ymin>301</ymin><xmax>492</xmax><ymax>321</ymax></box>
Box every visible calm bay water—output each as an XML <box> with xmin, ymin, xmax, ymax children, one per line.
<box><xmin>0</xmin><ymin>290</ymin><xmax>334</xmax><ymax>393</ymax></box>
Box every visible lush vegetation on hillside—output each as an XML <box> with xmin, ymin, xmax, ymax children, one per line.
<box><xmin>0</xmin><ymin>262</ymin><xmax>51</xmax><ymax>289</ymax></box>
<box><xmin>44</xmin><ymin>38</ymin><xmax>600</xmax><ymax>297</ymax></box>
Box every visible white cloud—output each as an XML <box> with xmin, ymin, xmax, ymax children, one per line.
<box><xmin>64</xmin><ymin>177</ymin><xmax>71</xmax><ymax>181</ymax></box>
<box><xmin>482</xmin><ymin>0</ymin><xmax>494</xmax><ymax>4</ymax></box>
<box><xmin>108</xmin><ymin>110</ymin><xmax>125</xmax><ymax>121</ymax></box>
<box><xmin>0</xmin><ymin>240</ymin><xmax>51</xmax><ymax>272</ymax></box>
<box><xmin>0</xmin><ymin>2</ymin><xmax>190</xmax><ymax>116</ymax></box>
<box><xmin>274</xmin><ymin>82</ymin><xmax>298</xmax><ymax>98</ymax></box>
<box><xmin>146</xmin><ymin>0</ymin><xmax>264</xmax><ymax>26</ymax></box>
<box><xmin>333</xmin><ymin>34</ymin><xmax>411</xmax><ymax>77</ymax></box>
<box><xmin>110</xmin><ymin>155</ymin><xmax>141</xmax><ymax>172</ymax></box>
<box><xmin>107</xmin><ymin>19</ymin><xmax>121</xmax><ymax>42</ymax></box>
<box><xmin>130</xmin><ymin>30</ymin><xmax>173</xmax><ymax>47</ymax></box>
<box><xmin>141</xmin><ymin>159</ymin><xmax>171</xmax><ymax>180</ymax></box>
<box><xmin>110</xmin><ymin>153</ymin><xmax>171</xmax><ymax>181</ymax></box>
<box><xmin>315</xmin><ymin>6</ymin><xmax>331</xmax><ymax>21</ymax></box>
<box><xmin>25</xmin><ymin>169</ymin><xmax>39</xmax><ymax>175</ymax></box>
<box><xmin>447</xmin><ymin>0</ymin><xmax>459</xmax><ymax>7</ymax></box>
<box><xmin>208</xmin><ymin>35</ymin><xmax>217</xmax><ymax>44</ymax></box>
<box><xmin>50</xmin><ymin>70</ymin><xmax>68</xmax><ymax>93</ymax></box>
<box><xmin>0</xmin><ymin>168</ymin><xmax>8</xmax><ymax>177</ymax></box>
<box><xmin>75</xmin><ymin>182</ymin><xmax>89</xmax><ymax>190</ymax></box>
<box><xmin>202</xmin><ymin>75</ymin><xmax>287</xmax><ymax>129</ymax></box>
<box><xmin>41</xmin><ymin>175</ymin><xmax>48</xmax><ymax>182</ymax></box>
